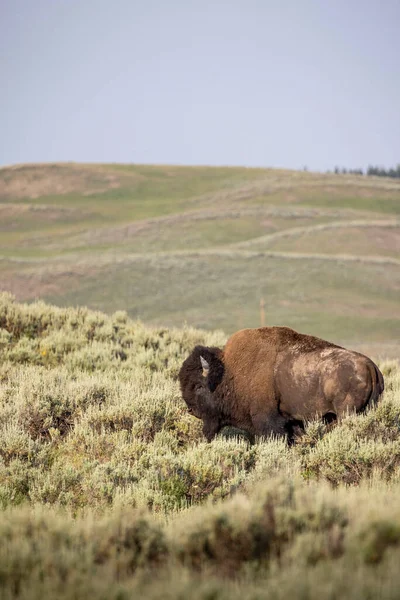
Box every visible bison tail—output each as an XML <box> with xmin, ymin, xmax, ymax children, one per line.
<box><xmin>366</xmin><ymin>361</ymin><xmax>385</xmax><ymax>408</ymax></box>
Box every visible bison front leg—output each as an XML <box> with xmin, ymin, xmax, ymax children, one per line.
<box><xmin>202</xmin><ymin>418</ymin><xmax>221</xmax><ymax>442</ymax></box>
<box><xmin>251</xmin><ymin>411</ymin><xmax>288</xmax><ymax>440</ymax></box>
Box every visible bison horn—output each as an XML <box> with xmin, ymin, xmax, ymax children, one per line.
<box><xmin>200</xmin><ymin>356</ymin><xmax>209</xmax><ymax>377</ymax></box>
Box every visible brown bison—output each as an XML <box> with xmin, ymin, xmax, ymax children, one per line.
<box><xmin>179</xmin><ymin>327</ymin><xmax>384</xmax><ymax>442</ymax></box>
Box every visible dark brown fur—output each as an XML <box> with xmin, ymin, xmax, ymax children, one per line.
<box><xmin>178</xmin><ymin>327</ymin><xmax>384</xmax><ymax>442</ymax></box>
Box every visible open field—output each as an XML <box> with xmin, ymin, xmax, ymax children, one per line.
<box><xmin>1</xmin><ymin>162</ymin><xmax>399</xmax><ymax>356</ymax></box>
<box><xmin>0</xmin><ymin>295</ymin><xmax>400</xmax><ymax>599</ymax></box>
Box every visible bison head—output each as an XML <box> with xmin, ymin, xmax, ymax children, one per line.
<box><xmin>178</xmin><ymin>345</ymin><xmax>225</xmax><ymax>441</ymax></box>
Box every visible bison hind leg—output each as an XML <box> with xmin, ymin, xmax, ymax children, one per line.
<box><xmin>322</xmin><ymin>411</ymin><xmax>338</xmax><ymax>434</ymax></box>
<box><xmin>323</xmin><ymin>412</ymin><xmax>337</xmax><ymax>425</ymax></box>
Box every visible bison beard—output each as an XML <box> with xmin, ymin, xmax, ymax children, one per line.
<box><xmin>178</xmin><ymin>327</ymin><xmax>384</xmax><ymax>443</ymax></box>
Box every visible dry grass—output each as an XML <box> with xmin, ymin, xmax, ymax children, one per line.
<box><xmin>233</xmin><ymin>218</ymin><xmax>400</xmax><ymax>250</ymax></box>
<box><xmin>0</xmin><ymin>163</ymin><xmax>128</xmax><ymax>199</ymax></box>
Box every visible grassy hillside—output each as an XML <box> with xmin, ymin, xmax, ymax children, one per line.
<box><xmin>1</xmin><ymin>163</ymin><xmax>399</xmax><ymax>357</ymax></box>
<box><xmin>1</xmin><ymin>296</ymin><xmax>400</xmax><ymax>599</ymax></box>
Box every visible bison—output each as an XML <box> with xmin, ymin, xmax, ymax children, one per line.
<box><xmin>179</xmin><ymin>326</ymin><xmax>384</xmax><ymax>442</ymax></box>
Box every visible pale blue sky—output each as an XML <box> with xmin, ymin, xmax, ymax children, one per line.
<box><xmin>1</xmin><ymin>0</ymin><xmax>399</xmax><ymax>171</ymax></box>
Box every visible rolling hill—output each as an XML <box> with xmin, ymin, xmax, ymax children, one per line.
<box><xmin>1</xmin><ymin>162</ymin><xmax>399</xmax><ymax>356</ymax></box>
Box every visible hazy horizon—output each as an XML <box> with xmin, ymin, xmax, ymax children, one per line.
<box><xmin>1</xmin><ymin>0</ymin><xmax>399</xmax><ymax>172</ymax></box>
